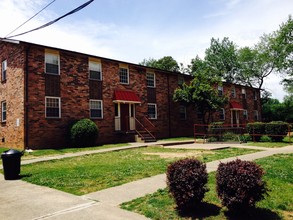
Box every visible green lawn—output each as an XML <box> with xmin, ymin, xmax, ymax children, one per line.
<box><xmin>20</xmin><ymin>146</ymin><xmax>258</xmax><ymax>195</ymax></box>
<box><xmin>245</xmin><ymin>142</ymin><xmax>290</xmax><ymax>148</ymax></box>
<box><xmin>121</xmin><ymin>154</ymin><xmax>293</xmax><ymax>220</ymax></box>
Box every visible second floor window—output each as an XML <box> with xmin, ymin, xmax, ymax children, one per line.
<box><xmin>89</xmin><ymin>61</ymin><xmax>102</xmax><ymax>80</ymax></box>
<box><xmin>231</xmin><ymin>86</ymin><xmax>236</xmax><ymax>98</ymax></box>
<box><xmin>218</xmin><ymin>86</ymin><xmax>224</xmax><ymax>96</ymax></box>
<box><xmin>119</xmin><ymin>67</ymin><xmax>129</xmax><ymax>84</ymax></box>
<box><xmin>241</xmin><ymin>88</ymin><xmax>246</xmax><ymax>99</ymax></box>
<box><xmin>147</xmin><ymin>72</ymin><xmax>155</xmax><ymax>87</ymax></box>
<box><xmin>254</xmin><ymin>91</ymin><xmax>258</xmax><ymax>100</ymax></box>
<box><xmin>1</xmin><ymin>60</ymin><xmax>7</xmax><ymax>81</ymax></box>
<box><xmin>45</xmin><ymin>52</ymin><xmax>59</xmax><ymax>75</ymax></box>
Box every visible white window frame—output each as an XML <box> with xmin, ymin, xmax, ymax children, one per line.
<box><xmin>146</xmin><ymin>72</ymin><xmax>155</xmax><ymax>88</ymax></box>
<box><xmin>119</xmin><ymin>67</ymin><xmax>129</xmax><ymax>84</ymax></box>
<box><xmin>89</xmin><ymin>60</ymin><xmax>102</xmax><ymax>80</ymax></box>
<box><xmin>179</xmin><ymin>105</ymin><xmax>187</xmax><ymax>120</ymax></box>
<box><xmin>2</xmin><ymin>60</ymin><xmax>7</xmax><ymax>81</ymax></box>
<box><xmin>243</xmin><ymin>109</ymin><xmax>248</xmax><ymax>120</ymax></box>
<box><xmin>219</xmin><ymin>108</ymin><xmax>225</xmax><ymax>120</ymax></box>
<box><xmin>1</xmin><ymin>101</ymin><xmax>7</xmax><ymax>122</ymax></box>
<box><xmin>89</xmin><ymin>99</ymin><xmax>103</xmax><ymax>119</ymax></box>
<box><xmin>148</xmin><ymin>103</ymin><xmax>157</xmax><ymax>119</ymax></box>
<box><xmin>45</xmin><ymin>96</ymin><xmax>61</xmax><ymax>118</ymax></box>
<box><xmin>45</xmin><ymin>52</ymin><xmax>60</xmax><ymax>75</ymax></box>
<box><xmin>218</xmin><ymin>86</ymin><xmax>224</xmax><ymax>96</ymax></box>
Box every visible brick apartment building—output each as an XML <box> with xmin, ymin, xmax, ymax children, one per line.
<box><xmin>0</xmin><ymin>39</ymin><xmax>262</xmax><ymax>149</ymax></box>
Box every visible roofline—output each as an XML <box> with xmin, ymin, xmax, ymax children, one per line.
<box><xmin>2</xmin><ymin>39</ymin><xmax>184</xmax><ymax>76</ymax></box>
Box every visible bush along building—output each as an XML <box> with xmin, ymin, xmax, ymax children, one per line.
<box><xmin>0</xmin><ymin>39</ymin><xmax>262</xmax><ymax>149</ymax></box>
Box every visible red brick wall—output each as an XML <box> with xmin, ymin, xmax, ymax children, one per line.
<box><xmin>0</xmin><ymin>42</ymin><xmax>25</xmax><ymax>149</ymax></box>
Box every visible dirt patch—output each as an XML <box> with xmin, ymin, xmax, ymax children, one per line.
<box><xmin>143</xmin><ymin>151</ymin><xmax>214</xmax><ymax>159</ymax></box>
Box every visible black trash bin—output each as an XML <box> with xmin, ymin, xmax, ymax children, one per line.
<box><xmin>1</xmin><ymin>149</ymin><xmax>23</xmax><ymax>180</ymax></box>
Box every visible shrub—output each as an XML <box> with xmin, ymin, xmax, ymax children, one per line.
<box><xmin>208</xmin><ymin>122</ymin><xmax>224</xmax><ymax>141</ymax></box>
<box><xmin>166</xmin><ymin>158</ymin><xmax>208</xmax><ymax>211</ymax></box>
<box><xmin>70</xmin><ymin>118</ymin><xmax>99</xmax><ymax>147</ymax></box>
<box><xmin>247</xmin><ymin>122</ymin><xmax>266</xmax><ymax>142</ymax></box>
<box><xmin>265</xmin><ymin>121</ymin><xmax>289</xmax><ymax>142</ymax></box>
<box><xmin>283</xmin><ymin>136</ymin><xmax>293</xmax><ymax>143</ymax></box>
<box><xmin>216</xmin><ymin>159</ymin><xmax>268</xmax><ymax>211</ymax></box>
<box><xmin>260</xmin><ymin>135</ymin><xmax>272</xmax><ymax>142</ymax></box>
<box><xmin>239</xmin><ymin>134</ymin><xmax>252</xmax><ymax>143</ymax></box>
<box><xmin>223</xmin><ymin>132</ymin><xmax>238</xmax><ymax>142</ymax></box>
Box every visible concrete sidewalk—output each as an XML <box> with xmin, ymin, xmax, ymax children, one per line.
<box><xmin>0</xmin><ymin>143</ymin><xmax>292</xmax><ymax>220</ymax></box>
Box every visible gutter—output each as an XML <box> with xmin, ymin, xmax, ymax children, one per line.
<box><xmin>24</xmin><ymin>45</ymin><xmax>30</xmax><ymax>149</ymax></box>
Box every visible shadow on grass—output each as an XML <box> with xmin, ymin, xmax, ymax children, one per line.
<box><xmin>224</xmin><ymin>206</ymin><xmax>282</xmax><ymax>220</ymax></box>
<box><xmin>178</xmin><ymin>202</ymin><xmax>221</xmax><ymax>219</ymax></box>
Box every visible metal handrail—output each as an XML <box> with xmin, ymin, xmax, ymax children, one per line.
<box><xmin>135</xmin><ymin>117</ymin><xmax>156</xmax><ymax>140</ymax></box>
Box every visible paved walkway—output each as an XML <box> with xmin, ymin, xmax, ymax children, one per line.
<box><xmin>1</xmin><ymin>142</ymin><xmax>292</xmax><ymax>220</ymax></box>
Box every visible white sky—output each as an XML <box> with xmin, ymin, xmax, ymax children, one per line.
<box><xmin>0</xmin><ymin>0</ymin><xmax>292</xmax><ymax>100</ymax></box>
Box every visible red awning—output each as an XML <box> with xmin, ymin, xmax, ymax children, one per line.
<box><xmin>230</xmin><ymin>101</ymin><xmax>243</xmax><ymax>110</ymax></box>
<box><xmin>113</xmin><ymin>90</ymin><xmax>141</xmax><ymax>103</ymax></box>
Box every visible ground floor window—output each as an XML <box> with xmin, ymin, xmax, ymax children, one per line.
<box><xmin>148</xmin><ymin>103</ymin><xmax>157</xmax><ymax>119</ymax></box>
<box><xmin>90</xmin><ymin>100</ymin><xmax>103</xmax><ymax>119</ymax></box>
<box><xmin>219</xmin><ymin>108</ymin><xmax>225</xmax><ymax>120</ymax></box>
<box><xmin>1</xmin><ymin>101</ymin><xmax>6</xmax><ymax>122</ymax></box>
<box><xmin>45</xmin><ymin>96</ymin><xmax>60</xmax><ymax>118</ymax></box>
<box><xmin>243</xmin><ymin>109</ymin><xmax>248</xmax><ymax>120</ymax></box>
<box><xmin>254</xmin><ymin>110</ymin><xmax>259</xmax><ymax>121</ymax></box>
<box><xmin>179</xmin><ymin>105</ymin><xmax>186</xmax><ymax>120</ymax></box>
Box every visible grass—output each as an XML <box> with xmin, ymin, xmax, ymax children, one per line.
<box><xmin>0</xmin><ymin>143</ymin><xmax>131</xmax><ymax>160</ymax></box>
<box><xmin>20</xmin><ymin>146</ymin><xmax>257</xmax><ymax>195</ymax></box>
<box><xmin>121</xmin><ymin>154</ymin><xmax>293</xmax><ymax>220</ymax></box>
<box><xmin>245</xmin><ymin>142</ymin><xmax>290</xmax><ymax>148</ymax></box>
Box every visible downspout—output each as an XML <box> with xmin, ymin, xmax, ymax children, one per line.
<box><xmin>167</xmin><ymin>74</ymin><xmax>171</xmax><ymax>137</ymax></box>
<box><xmin>24</xmin><ymin>45</ymin><xmax>30</xmax><ymax>149</ymax></box>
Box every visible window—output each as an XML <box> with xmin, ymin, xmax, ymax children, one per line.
<box><xmin>179</xmin><ymin>105</ymin><xmax>186</xmax><ymax>120</ymax></box>
<box><xmin>254</xmin><ymin>110</ymin><xmax>259</xmax><ymax>121</ymax></box>
<box><xmin>218</xmin><ymin>86</ymin><xmax>224</xmax><ymax>96</ymax></box>
<box><xmin>45</xmin><ymin>97</ymin><xmax>61</xmax><ymax>118</ymax></box>
<box><xmin>219</xmin><ymin>108</ymin><xmax>225</xmax><ymax>120</ymax></box>
<box><xmin>241</xmin><ymin>88</ymin><xmax>246</xmax><ymax>99</ymax></box>
<box><xmin>243</xmin><ymin>109</ymin><xmax>248</xmax><ymax>120</ymax></box>
<box><xmin>1</xmin><ymin>101</ymin><xmax>6</xmax><ymax>122</ymax></box>
<box><xmin>254</xmin><ymin>91</ymin><xmax>258</xmax><ymax>100</ymax></box>
<box><xmin>178</xmin><ymin>75</ymin><xmax>184</xmax><ymax>86</ymax></box>
<box><xmin>45</xmin><ymin>52</ymin><xmax>59</xmax><ymax>75</ymax></box>
<box><xmin>231</xmin><ymin>86</ymin><xmax>236</xmax><ymax>98</ymax></box>
<box><xmin>1</xmin><ymin>60</ymin><xmax>7</xmax><ymax>81</ymax></box>
<box><xmin>146</xmin><ymin>72</ymin><xmax>155</xmax><ymax>87</ymax></box>
<box><xmin>119</xmin><ymin>67</ymin><xmax>129</xmax><ymax>84</ymax></box>
<box><xmin>90</xmin><ymin>100</ymin><xmax>103</xmax><ymax>119</ymax></box>
<box><xmin>89</xmin><ymin>60</ymin><xmax>102</xmax><ymax>80</ymax></box>
<box><xmin>148</xmin><ymin>103</ymin><xmax>157</xmax><ymax>119</ymax></box>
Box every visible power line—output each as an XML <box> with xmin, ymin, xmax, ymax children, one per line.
<box><xmin>5</xmin><ymin>0</ymin><xmax>95</xmax><ymax>39</ymax></box>
<box><xmin>4</xmin><ymin>0</ymin><xmax>56</xmax><ymax>38</ymax></box>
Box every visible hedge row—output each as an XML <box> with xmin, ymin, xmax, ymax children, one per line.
<box><xmin>247</xmin><ymin>121</ymin><xmax>290</xmax><ymax>141</ymax></box>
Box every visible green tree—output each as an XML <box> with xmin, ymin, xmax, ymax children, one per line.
<box><xmin>140</xmin><ymin>56</ymin><xmax>180</xmax><ymax>72</ymax></box>
<box><xmin>173</xmin><ymin>71</ymin><xmax>227</xmax><ymax>124</ymax></box>
<box><xmin>204</xmin><ymin>37</ymin><xmax>239</xmax><ymax>83</ymax></box>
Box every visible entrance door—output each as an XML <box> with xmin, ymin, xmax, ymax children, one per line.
<box><xmin>231</xmin><ymin>110</ymin><xmax>240</xmax><ymax>127</ymax></box>
<box><xmin>120</xmin><ymin>104</ymin><xmax>129</xmax><ymax>131</ymax></box>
